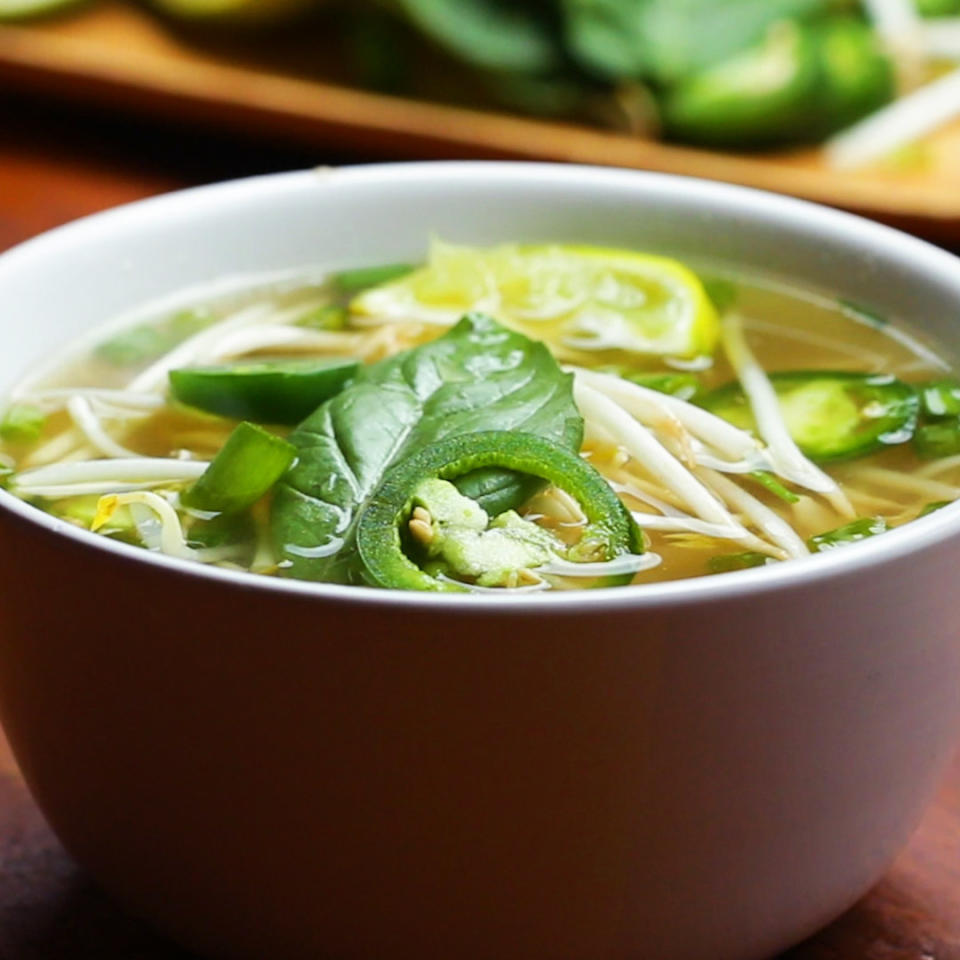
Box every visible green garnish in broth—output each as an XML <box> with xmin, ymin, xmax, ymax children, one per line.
<box><xmin>2</xmin><ymin>240</ymin><xmax>957</xmax><ymax>592</ymax></box>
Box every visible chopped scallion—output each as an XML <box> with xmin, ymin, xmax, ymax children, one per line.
<box><xmin>919</xmin><ymin>500</ymin><xmax>952</xmax><ymax>517</ymax></box>
<box><xmin>95</xmin><ymin>309</ymin><xmax>212</xmax><ymax>367</ymax></box>
<box><xmin>296</xmin><ymin>304</ymin><xmax>349</xmax><ymax>331</ymax></box>
<box><xmin>181</xmin><ymin>422</ymin><xmax>297</xmax><ymax>514</ymax></box>
<box><xmin>915</xmin><ymin>421</ymin><xmax>960</xmax><ymax>459</ymax></box>
<box><xmin>0</xmin><ymin>404</ymin><xmax>46</xmax><ymax>443</ymax></box>
<box><xmin>808</xmin><ymin>516</ymin><xmax>888</xmax><ymax>552</ymax></box>
<box><xmin>919</xmin><ymin>380</ymin><xmax>960</xmax><ymax>419</ymax></box>
<box><xmin>708</xmin><ymin>551</ymin><xmax>770</xmax><ymax>573</ymax></box>
<box><xmin>749</xmin><ymin>470</ymin><xmax>800</xmax><ymax>504</ymax></box>
<box><xmin>333</xmin><ymin>263</ymin><xmax>415</xmax><ymax>295</ymax></box>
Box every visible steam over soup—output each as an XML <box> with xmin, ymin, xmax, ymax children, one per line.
<box><xmin>1</xmin><ymin>241</ymin><xmax>956</xmax><ymax>593</ymax></box>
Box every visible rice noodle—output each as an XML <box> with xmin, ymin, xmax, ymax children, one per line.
<box><xmin>575</xmin><ymin>382</ymin><xmax>737</xmax><ymax>527</ymax></box>
<box><xmin>211</xmin><ymin>325</ymin><xmax>365</xmax><ymax>360</ymax></box>
<box><xmin>16</xmin><ymin>388</ymin><xmax>165</xmax><ymax>412</ymax></box>
<box><xmin>129</xmin><ymin>303</ymin><xmax>276</xmax><ymax>392</ymax></box>
<box><xmin>540</xmin><ymin>552</ymin><xmax>662</xmax><ymax>578</ymax></box>
<box><xmin>916</xmin><ymin>454</ymin><xmax>960</xmax><ymax>479</ymax></box>
<box><xmin>436</xmin><ymin>573</ymin><xmax>552</xmax><ymax>594</ymax></box>
<box><xmin>696</xmin><ymin>468</ymin><xmax>809</xmax><ymax>559</ymax></box>
<box><xmin>571</xmin><ymin>367</ymin><xmax>764</xmax><ymax>464</ymax></box>
<box><xmin>610</xmin><ymin>477</ymin><xmax>781</xmax><ymax>556</ymax></box>
<box><xmin>94</xmin><ymin>491</ymin><xmax>197</xmax><ymax>560</ymax></box>
<box><xmin>95</xmin><ymin>492</ymin><xmax>245</xmax><ymax>564</ymax></box>
<box><xmin>742</xmin><ymin>316</ymin><xmax>888</xmax><ymax>369</ymax></box>
<box><xmin>848</xmin><ymin>465</ymin><xmax>960</xmax><ymax>500</ymax></box>
<box><xmin>861</xmin><ymin>0</ymin><xmax>927</xmax><ymax>89</ymax></box>
<box><xmin>629</xmin><ymin>512</ymin><xmax>749</xmax><ymax>540</ymax></box>
<box><xmin>921</xmin><ymin>19</ymin><xmax>960</xmax><ymax>58</ymax></box>
<box><xmin>721</xmin><ymin>314</ymin><xmax>855</xmax><ymax>518</ymax></box>
<box><xmin>600</xmin><ymin>460</ymin><xmax>693</xmax><ymax>515</ymax></box>
<box><xmin>14</xmin><ymin>457</ymin><xmax>208</xmax><ymax>495</ymax></box>
<box><xmin>67</xmin><ymin>397</ymin><xmax>140</xmax><ymax>459</ymax></box>
<box><xmin>21</xmin><ymin>428</ymin><xmax>88</xmax><ymax>469</ymax></box>
<box><xmin>791</xmin><ymin>495</ymin><xmax>842</xmax><ymax>536</ymax></box>
<box><xmin>826</xmin><ymin>67</ymin><xmax>960</xmax><ymax>171</ymax></box>
<box><xmin>523</xmin><ymin>486</ymin><xmax>586</xmax><ymax>525</ymax></box>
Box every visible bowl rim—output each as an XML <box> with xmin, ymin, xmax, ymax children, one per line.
<box><xmin>2</xmin><ymin>159</ymin><xmax>960</xmax><ymax>614</ymax></box>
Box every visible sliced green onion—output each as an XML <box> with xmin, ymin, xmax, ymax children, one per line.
<box><xmin>333</xmin><ymin>263</ymin><xmax>415</xmax><ymax>295</ymax></box>
<box><xmin>702</xmin><ymin>277</ymin><xmax>739</xmax><ymax>314</ymax></box>
<box><xmin>837</xmin><ymin>298</ymin><xmax>888</xmax><ymax>328</ymax></box>
<box><xmin>621</xmin><ymin>371</ymin><xmax>703</xmax><ymax>402</ymax></box>
<box><xmin>708</xmin><ymin>551</ymin><xmax>771</xmax><ymax>573</ymax></box>
<box><xmin>915</xmin><ymin>421</ymin><xmax>960</xmax><ymax>459</ymax></box>
<box><xmin>808</xmin><ymin>516</ymin><xmax>888</xmax><ymax>552</ymax></box>
<box><xmin>700</xmin><ymin>371</ymin><xmax>919</xmax><ymax>463</ymax></box>
<box><xmin>919</xmin><ymin>380</ymin><xmax>960</xmax><ymax>418</ymax></box>
<box><xmin>95</xmin><ymin>309</ymin><xmax>212</xmax><ymax>368</ymax></box>
<box><xmin>0</xmin><ymin>403</ymin><xmax>46</xmax><ymax>443</ymax></box>
<box><xmin>296</xmin><ymin>305</ymin><xmax>349</xmax><ymax>331</ymax></box>
<box><xmin>181</xmin><ymin>422</ymin><xmax>296</xmax><ymax>514</ymax></box>
<box><xmin>749</xmin><ymin>470</ymin><xmax>800</xmax><ymax>504</ymax></box>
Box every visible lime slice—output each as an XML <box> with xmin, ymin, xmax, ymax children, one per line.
<box><xmin>352</xmin><ymin>240</ymin><xmax>719</xmax><ymax>360</ymax></box>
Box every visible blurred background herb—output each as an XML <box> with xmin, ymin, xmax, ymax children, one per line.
<box><xmin>1</xmin><ymin>0</ymin><xmax>959</xmax><ymax>165</ymax></box>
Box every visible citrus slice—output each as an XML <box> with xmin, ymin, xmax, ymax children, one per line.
<box><xmin>351</xmin><ymin>240</ymin><xmax>720</xmax><ymax>360</ymax></box>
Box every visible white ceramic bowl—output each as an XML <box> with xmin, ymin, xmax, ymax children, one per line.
<box><xmin>0</xmin><ymin>163</ymin><xmax>959</xmax><ymax>960</ymax></box>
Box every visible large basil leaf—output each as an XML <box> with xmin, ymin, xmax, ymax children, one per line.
<box><xmin>643</xmin><ymin>0</ymin><xmax>830</xmax><ymax>84</ymax></box>
<box><xmin>396</xmin><ymin>0</ymin><xmax>560</xmax><ymax>73</ymax></box>
<box><xmin>271</xmin><ymin>314</ymin><xmax>583</xmax><ymax>583</ymax></box>
<box><xmin>562</xmin><ymin>0</ymin><xmax>650</xmax><ymax>80</ymax></box>
<box><xmin>562</xmin><ymin>0</ymin><xmax>830</xmax><ymax>84</ymax></box>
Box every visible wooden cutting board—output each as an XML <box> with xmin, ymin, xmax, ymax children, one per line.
<box><xmin>0</xmin><ymin>3</ymin><xmax>959</xmax><ymax>242</ymax></box>
<box><xmin>1</xmin><ymin>728</ymin><xmax>959</xmax><ymax>959</ymax></box>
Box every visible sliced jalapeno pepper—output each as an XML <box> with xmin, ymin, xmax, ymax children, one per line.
<box><xmin>169</xmin><ymin>357</ymin><xmax>359</xmax><ymax>425</ymax></box>
<box><xmin>700</xmin><ymin>371</ymin><xmax>919</xmax><ymax>463</ymax></box>
<box><xmin>357</xmin><ymin>430</ymin><xmax>642</xmax><ymax>592</ymax></box>
<box><xmin>605</xmin><ymin>370</ymin><xmax>703</xmax><ymax>402</ymax></box>
<box><xmin>661</xmin><ymin>20</ymin><xmax>821</xmax><ymax>147</ymax></box>
<box><xmin>813</xmin><ymin>17</ymin><xmax>894</xmax><ymax>135</ymax></box>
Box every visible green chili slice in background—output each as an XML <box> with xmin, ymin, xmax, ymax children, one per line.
<box><xmin>700</xmin><ymin>371</ymin><xmax>919</xmax><ymax>463</ymax></box>
<box><xmin>357</xmin><ymin>430</ymin><xmax>643</xmax><ymax>592</ymax></box>
<box><xmin>0</xmin><ymin>403</ymin><xmax>46</xmax><ymax>443</ymax></box>
<box><xmin>181</xmin><ymin>422</ymin><xmax>297</xmax><ymax>515</ymax></box>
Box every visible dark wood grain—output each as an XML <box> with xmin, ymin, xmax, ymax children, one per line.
<box><xmin>0</xmin><ymin>100</ymin><xmax>959</xmax><ymax>960</ymax></box>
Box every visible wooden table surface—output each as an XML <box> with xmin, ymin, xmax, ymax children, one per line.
<box><xmin>1</xmin><ymin>92</ymin><xmax>959</xmax><ymax>960</ymax></box>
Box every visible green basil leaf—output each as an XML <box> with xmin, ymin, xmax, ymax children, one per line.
<box><xmin>396</xmin><ymin>0</ymin><xmax>559</xmax><ymax>73</ymax></box>
<box><xmin>648</xmin><ymin>0</ymin><xmax>830</xmax><ymax>84</ymax></box>
<box><xmin>562</xmin><ymin>0</ymin><xmax>650</xmax><ymax>80</ymax></box>
<box><xmin>271</xmin><ymin>313</ymin><xmax>583</xmax><ymax>583</ymax></box>
<box><xmin>564</xmin><ymin>0</ymin><xmax>830</xmax><ymax>84</ymax></box>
